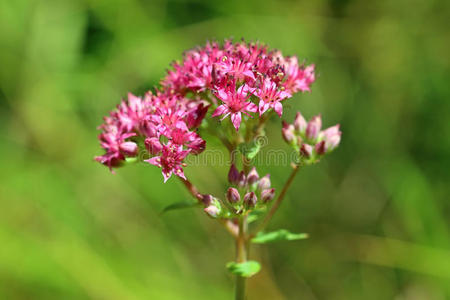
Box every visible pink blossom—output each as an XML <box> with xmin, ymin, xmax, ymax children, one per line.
<box><xmin>212</xmin><ymin>84</ymin><xmax>257</xmax><ymax>130</ymax></box>
<box><xmin>282</xmin><ymin>57</ymin><xmax>315</xmax><ymax>94</ymax></box>
<box><xmin>145</xmin><ymin>137</ymin><xmax>163</xmax><ymax>155</ymax></box>
<box><xmin>215</xmin><ymin>56</ymin><xmax>255</xmax><ymax>82</ymax></box>
<box><xmin>95</xmin><ymin>130</ymin><xmax>136</xmax><ymax>171</ymax></box>
<box><xmin>252</xmin><ymin>78</ymin><xmax>291</xmax><ymax>117</ymax></box>
<box><xmin>145</xmin><ymin>144</ymin><xmax>190</xmax><ymax>182</ymax></box>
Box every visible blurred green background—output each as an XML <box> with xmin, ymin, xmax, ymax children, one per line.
<box><xmin>1</xmin><ymin>0</ymin><xmax>449</xmax><ymax>299</ymax></box>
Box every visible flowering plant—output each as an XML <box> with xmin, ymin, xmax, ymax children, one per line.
<box><xmin>95</xmin><ymin>40</ymin><xmax>341</xmax><ymax>299</ymax></box>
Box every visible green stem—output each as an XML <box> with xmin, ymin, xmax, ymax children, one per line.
<box><xmin>252</xmin><ymin>164</ymin><xmax>301</xmax><ymax>237</ymax></box>
<box><xmin>235</xmin><ymin>217</ymin><xmax>248</xmax><ymax>300</ymax></box>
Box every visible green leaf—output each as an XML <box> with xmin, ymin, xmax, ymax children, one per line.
<box><xmin>226</xmin><ymin>261</ymin><xmax>261</xmax><ymax>277</ymax></box>
<box><xmin>238</xmin><ymin>140</ymin><xmax>261</xmax><ymax>160</ymax></box>
<box><xmin>160</xmin><ymin>201</ymin><xmax>199</xmax><ymax>215</ymax></box>
<box><xmin>247</xmin><ymin>209</ymin><xmax>266</xmax><ymax>223</ymax></box>
<box><xmin>251</xmin><ymin>229</ymin><xmax>308</xmax><ymax>244</ymax></box>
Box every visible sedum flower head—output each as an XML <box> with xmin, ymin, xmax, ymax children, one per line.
<box><xmin>95</xmin><ymin>40</ymin><xmax>316</xmax><ymax>182</ymax></box>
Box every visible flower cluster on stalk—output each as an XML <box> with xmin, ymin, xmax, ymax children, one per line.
<box><xmin>282</xmin><ymin>112</ymin><xmax>342</xmax><ymax>164</ymax></box>
<box><xmin>96</xmin><ymin>40</ymin><xmax>316</xmax><ymax>181</ymax></box>
<box><xmin>203</xmin><ymin>165</ymin><xmax>275</xmax><ymax>218</ymax></box>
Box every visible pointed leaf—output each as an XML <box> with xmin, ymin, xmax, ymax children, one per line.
<box><xmin>226</xmin><ymin>261</ymin><xmax>261</xmax><ymax>277</ymax></box>
<box><xmin>247</xmin><ymin>209</ymin><xmax>266</xmax><ymax>223</ymax></box>
<box><xmin>238</xmin><ymin>140</ymin><xmax>261</xmax><ymax>160</ymax></box>
<box><xmin>251</xmin><ymin>229</ymin><xmax>308</xmax><ymax>244</ymax></box>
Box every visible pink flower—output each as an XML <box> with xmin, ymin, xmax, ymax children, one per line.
<box><xmin>215</xmin><ymin>56</ymin><xmax>255</xmax><ymax>82</ymax></box>
<box><xmin>153</xmin><ymin>107</ymin><xmax>187</xmax><ymax>136</ymax></box>
<box><xmin>145</xmin><ymin>144</ymin><xmax>190</xmax><ymax>182</ymax></box>
<box><xmin>283</xmin><ymin>57</ymin><xmax>315</xmax><ymax>94</ymax></box>
<box><xmin>212</xmin><ymin>84</ymin><xmax>257</xmax><ymax>130</ymax></box>
<box><xmin>169</xmin><ymin>127</ymin><xmax>206</xmax><ymax>154</ymax></box>
<box><xmin>186</xmin><ymin>102</ymin><xmax>210</xmax><ymax>128</ymax></box>
<box><xmin>252</xmin><ymin>78</ymin><xmax>291</xmax><ymax>117</ymax></box>
<box><xmin>95</xmin><ymin>130</ymin><xmax>137</xmax><ymax>171</ymax></box>
<box><xmin>145</xmin><ymin>137</ymin><xmax>163</xmax><ymax>155</ymax></box>
<box><xmin>116</xmin><ymin>93</ymin><xmax>149</xmax><ymax>132</ymax></box>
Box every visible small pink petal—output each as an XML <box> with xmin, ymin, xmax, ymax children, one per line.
<box><xmin>212</xmin><ymin>105</ymin><xmax>228</xmax><ymax>117</ymax></box>
<box><xmin>145</xmin><ymin>156</ymin><xmax>161</xmax><ymax>167</ymax></box>
<box><xmin>243</xmin><ymin>70</ymin><xmax>255</xmax><ymax>80</ymax></box>
<box><xmin>246</xmin><ymin>102</ymin><xmax>258</xmax><ymax>113</ymax></box>
<box><xmin>162</xmin><ymin>169</ymin><xmax>172</xmax><ymax>183</ymax></box>
<box><xmin>216</xmin><ymin>89</ymin><xmax>229</xmax><ymax>102</ymax></box>
<box><xmin>175</xmin><ymin>168</ymin><xmax>186</xmax><ymax>180</ymax></box>
<box><xmin>274</xmin><ymin>102</ymin><xmax>283</xmax><ymax>117</ymax></box>
<box><xmin>258</xmin><ymin>101</ymin><xmax>269</xmax><ymax>115</ymax></box>
<box><xmin>231</xmin><ymin>112</ymin><xmax>242</xmax><ymax>130</ymax></box>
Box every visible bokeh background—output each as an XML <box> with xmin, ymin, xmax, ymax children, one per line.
<box><xmin>1</xmin><ymin>0</ymin><xmax>449</xmax><ymax>299</ymax></box>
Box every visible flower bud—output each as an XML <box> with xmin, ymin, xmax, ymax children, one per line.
<box><xmin>322</xmin><ymin>125</ymin><xmax>341</xmax><ymax>151</ymax></box>
<box><xmin>247</xmin><ymin>167</ymin><xmax>259</xmax><ymax>185</ymax></box>
<box><xmin>228</xmin><ymin>164</ymin><xmax>240</xmax><ymax>185</ymax></box>
<box><xmin>282</xmin><ymin>121</ymin><xmax>296</xmax><ymax>144</ymax></box>
<box><xmin>120</xmin><ymin>141</ymin><xmax>138</xmax><ymax>156</ymax></box>
<box><xmin>201</xmin><ymin>194</ymin><xmax>213</xmax><ymax>206</ymax></box>
<box><xmin>186</xmin><ymin>103</ymin><xmax>209</xmax><ymax>128</ymax></box>
<box><xmin>315</xmin><ymin>140</ymin><xmax>326</xmax><ymax>155</ymax></box>
<box><xmin>227</xmin><ymin>187</ymin><xmax>241</xmax><ymax>204</ymax></box>
<box><xmin>322</xmin><ymin>124</ymin><xmax>340</xmax><ymax>138</ymax></box>
<box><xmin>300</xmin><ymin>143</ymin><xmax>313</xmax><ymax>158</ymax></box>
<box><xmin>204</xmin><ymin>205</ymin><xmax>220</xmax><ymax>218</ymax></box>
<box><xmin>189</xmin><ymin>138</ymin><xmax>206</xmax><ymax>155</ymax></box>
<box><xmin>243</xmin><ymin>192</ymin><xmax>258</xmax><ymax>208</ymax></box>
<box><xmin>294</xmin><ymin>111</ymin><xmax>307</xmax><ymax>132</ymax></box>
<box><xmin>145</xmin><ymin>137</ymin><xmax>162</xmax><ymax>155</ymax></box>
<box><xmin>141</xmin><ymin>122</ymin><xmax>157</xmax><ymax>137</ymax></box>
<box><xmin>261</xmin><ymin>188</ymin><xmax>275</xmax><ymax>203</ymax></box>
<box><xmin>258</xmin><ymin>174</ymin><xmax>271</xmax><ymax>191</ymax></box>
<box><xmin>238</xmin><ymin>171</ymin><xmax>247</xmax><ymax>188</ymax></box>
<box><xmin>305</xmin><ymin>115</ymin><xmax>322</xmax><ymax>141</ymax></box>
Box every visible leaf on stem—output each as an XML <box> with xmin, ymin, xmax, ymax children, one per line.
<box><xmin>251</xmin><ymin>229</ymin><xmax>308</xmax><ymax>244</ymax></box>
<box><xmin>238</xmin><ymin>140</ymin><xmax>261</xmax><ymax>160</ymax></box>
<box><xmin>226</xmin><ymin>261</ymin><xmax>261</xmax><ymax>277</ymax></box>
<box><xmin>247</xmin><ymin>209</ymin><xmax>266</xmax><ymax>223</ymax></box>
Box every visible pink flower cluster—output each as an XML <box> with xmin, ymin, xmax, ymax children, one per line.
<box><xmin>282</xmin><ymin>112</ymin><xmax>342</xmax><ymax>163</ymax></box>
<box><xmin>95</xmin><ymin>91</ymin><xmax>208</xmax><ymax>181</ymax></box>
<box><xmin>96</xmin><ymin>40</ymin><xmax>316</xmax><ymax>181</ymax></box>
<box><xmin>162</xmin><ymin>40</ymin><xmax>315</xmax><ymax>130</ymax></box>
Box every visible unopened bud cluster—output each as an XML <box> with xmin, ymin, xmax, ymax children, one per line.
<box><xmin>203</xmin><ymin>164</ymin><xmax>275</xmax><ymax>218</ymax></box>
<box><xmin>282</xmin><ymin>111</ymin><xmax>342</xmax><ymax>164</ymax></box>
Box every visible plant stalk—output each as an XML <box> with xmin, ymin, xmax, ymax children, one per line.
<box><xmin>252</xmin><ymin>164</ymin><xmax>300</xmax><ymax>236</ymax></box>
<box><xmin>235</xmin><ymin>217</ymin><xmax>248</xmax><ymax>300</ymax></box>
<box><xmin>178</xmin><ymin>177</ymin><xmax>238</xmax><ymax>237</ymax></box>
